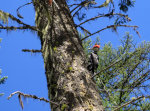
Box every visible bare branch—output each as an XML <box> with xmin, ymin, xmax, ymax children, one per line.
<box><xmin>78</xmin><ymin>25</ymin><xmax>91</xmax><ymax>35</ymax></box>
<box><xmin>77</xmin><ymin>13</ymin><xmax>131</xmax><ymax>27</ymax></box>
<box><xmin>113</xmin><ymin>95</ymin><xmax>150</xmax><ymax>111</ymax></box>
<box><xmin>17</xmin><ymin>2</ymin><xmax>33</xmax><ymax>19</ymax></box>
<box><xmin>81</xmin><ymin>25</ymin><xmax>138</xmax><ymax>41</ymax></box>
<box><xmin>70</xmin><ymin>1</ymin><xmax>86</xmax><ymax>13</ymax></box>
<box><xmin>71</xmin><ymin>1</ymin><xmax>97</xmax><ymax>18</ymax></box>
<box><xmin>68</xmin><ymin>3</ymin><xmax>80</xmax><ymax>8</ymax></box>
<box><xmin>8</xmin><ymin>91</ymin><xmax>59</xmax><ymax>107</ymax></box>
<box><xmin>72</xmin><ymin>6</ymin><xmax>84</xmax><ymax>18</ymax></box>
<box><xmin>22</xmin><ymin>49</ymin><xmax>42</xmax><ymax>53</ymax></box>
<box><xmin>71</xmin><ymin>1</ymin><xmax>96</xmax><ymax>13</ymax></box>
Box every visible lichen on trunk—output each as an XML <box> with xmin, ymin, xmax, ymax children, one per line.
<box><xmin>32</xmin><ymin>0</ymin><xmax>104</xmax><ymax>110</ymax></box>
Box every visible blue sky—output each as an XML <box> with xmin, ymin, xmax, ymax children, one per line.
<box><xmin>0</xmin><ymin>0</ymin><xmax>150</xmax><ymax>111</ymax></box>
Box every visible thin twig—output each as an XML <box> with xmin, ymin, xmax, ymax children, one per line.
<box><xmin>68</xmin><ymin>3</ymin><xmax>80</xmax><ymax>8</ymax></box>
<box><xmin>113</xmin><ymin>95</ymin><xmax>150</xmax><ymax>111</ymax></box>
<box><xmin>17</xmin><ymin>2</ymin><xmax>33</xmax><ymax>19</ymax></box>
<box><xmin>70</xmin><ymin>1</ymin><xmax>87</xmax><ymax>13</ymax></box>
<box><xmin>78</xmin><ymin>25</ymin><xmax>91</xmax><ymax>35</ymax></box>
<box><xmin>71</xmin><ymin>1</ymin><xmax>96</xmax><ymax>17</ymax></box>
<box><xmin>98</xmin><ymin>78</ymin><xmax>112</xmax><ymax>100</ymax></box>
<box><xmin>81</xmin><ymin>25</ymin><xmax>138</xmax><ymax>41</ymax></box>
<box><xmin>72</xmin><ymin>6</ymin><xmax>84</xmax><ymax>18</ymax></box>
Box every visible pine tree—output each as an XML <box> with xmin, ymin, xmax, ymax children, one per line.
<box><xmin>1</xmin><ymin>0</ymin><xmax>146</xmax><ymax>110</ymax></box>
<box><xmin>82</xmin><ymin>32</ymin><xmax>150</xmax><ymax>110</ymax></box>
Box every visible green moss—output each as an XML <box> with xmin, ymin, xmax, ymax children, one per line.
<box><xmin>61</xmin><ymin>71</ymin><xmax>64</xmax><ymax>74</ymax></box>
<box><xmin>72</xmin><ymin>104</ymin><xmax>74</xmax><ymax>107</ymax></box>
<box><xmin>68</xmin><ymin>67</ymin><xmax>73</xmax><ymax>71</ymax></box>
<box><xmin>66</xmin><ymin>62</ymin><xmax>70</xmax><ymax>66</ymax></box>
<box><xmin>88</xmin><ymin>105</ymin><xmax>93</xmax><ymax>110</ymax></box>
<box><xmin>63</xmin><ymin>85</ymin><xmax>67</xmax><ymax>89</ymax></box>
<box><xmin>61</xmin><ymin>104</ymin><xmax>68</xmax><ymax>111</ymax></box>
<box><xmin>53</xmin><ymin>46</ymin><xmax>57</xmax><ymax>52</ymax></box>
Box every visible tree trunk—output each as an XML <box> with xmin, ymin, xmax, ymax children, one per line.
<box><xmin>33</xmin><ymin>0</ymin><xmax>104</xmax><ymax>110</ymax></box>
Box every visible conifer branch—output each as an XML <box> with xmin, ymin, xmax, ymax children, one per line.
<box><xmin>130</xmin><ymin>70</ymin><xmax>150</xmax><ymax>89</ymax></box>
<box><xmin>92</xmin><ymin>48</ymin><xmax>140</xmax><ymax>79</ymax></box>
<box><xmin>92</xmin><ymin>58</ymin><xmax>122</xmax><ymax>78</ymax></box>
<box><xmin>81</xmin><ymin>25</ymin><xmax>138</xmax><ymax>41</ymax></box>
<box><xmin>113</xmin><ymin>95</ymin><xmax>150</xmax><ymax>111</ymax></box>
<box><xmin>8</xmin><ymin>91</ymin><xmax>59</xmax><ymax>109</ymax></box>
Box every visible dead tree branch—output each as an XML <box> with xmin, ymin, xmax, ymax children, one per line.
<box><xmin>77</xmin><ymin>13</ymin><xmax>131</xmax><ymax>27</ymax></box>
<box><xmin>0</xmin><ymin>10</ymin><xmax>39</xmax><ymax>31</ymax></box>
<box><xmin>78</xmin><ymin>25</ymin><xmax>91</xmax><ymax>35</ymax></box>
<box><xmin>22</xmin><ymin>49</ymin><xmax>42</xmax><ymax>53</ymax></box>
<box><xmin>81</xmin><ymin>25</ymin><xmax>138</xmax><ymax>41</ymax></box>
<box><xmin>72</xmin><ymin>6</ymin><xmax>84</xmax><ymax>18</ymax></box>
<box><xmin>0</xmin><ymin>26</ymin><xmax>37</xmax><ymax>31</ymax></box>
<box><xmin>17</xmin><ymin>2</ymin><xmax>33</xmax><ymax>19</ymax></box>
<box><xmin>70</xmin><ymin>1</ymin><xmax>85</xmax><ymax>13</ymax></box>
<box><xmin>8</xmin><ymin>91</ymin><xmax>59</xmax><ymax>109</ymax></box>
<box><xmin>68</xmin><ymin>3</ymin><xmax>80</xmax><ymax>8</ymax></box>
<box><xmin>71</xmin><ymin>1</ymin><xmax>96</xmax><ymax>13</ymax></box>
<box><xmin>71</xmin><ymin>1</ymin><xmax>96</xmax><ymax>18</ymax></box>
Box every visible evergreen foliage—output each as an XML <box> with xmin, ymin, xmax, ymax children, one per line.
<box><xmin>82</xmin><ymin>32</ymin><xmax>150</xmax><ymax>110</ymax></box>
<box><xmin>0</xmin><ymin>39</ymin><xmax>8</xmax><ymax>96</ymax></box>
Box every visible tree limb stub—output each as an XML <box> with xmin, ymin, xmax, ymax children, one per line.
<box><xmin>22</xmin><ymin>49</ymin><xmax>42</xmax><ymax>53</ymax></box>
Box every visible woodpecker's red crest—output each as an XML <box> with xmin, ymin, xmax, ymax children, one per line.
<box><xmin>93</xmin><ymin>44</ymin><xmax>100</xmax><ymax>49</ymax></box>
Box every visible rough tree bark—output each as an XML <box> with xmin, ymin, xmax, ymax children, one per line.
<box><xmin>33</xmin><ymin>0</ymin><xmax>104</xmax><ymax>110</ymax></box>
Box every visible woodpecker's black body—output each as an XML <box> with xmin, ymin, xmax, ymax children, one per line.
<box><xmin>87</xmin><ymin>51</ymin><xmax>99</xmax><ymax>74</ymax></box>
